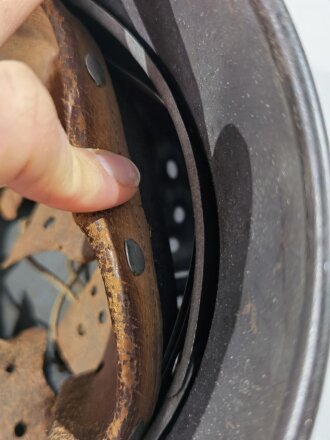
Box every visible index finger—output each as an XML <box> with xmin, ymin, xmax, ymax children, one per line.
<box><xmin>0</xmin><ymin>0</ymin><xmax>42</xmax><ymax>46</ymax></box>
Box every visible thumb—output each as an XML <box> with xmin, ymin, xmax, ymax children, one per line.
<box><xmin>0</xmin><ymin>61</ymin><xmax>140</xmax><ymax>212</ymax></box>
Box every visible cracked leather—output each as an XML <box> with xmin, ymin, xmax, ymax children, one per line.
<box><xmin>0</xmin><ymin>1</ymin><xmax>162</xmax><ymax>439</ymax></box>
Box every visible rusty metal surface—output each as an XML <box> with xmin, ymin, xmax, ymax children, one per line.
<box><xmin>0</xmin><ymin>328</ymin><xmax>55</xmax><ymax>439</ymax></box>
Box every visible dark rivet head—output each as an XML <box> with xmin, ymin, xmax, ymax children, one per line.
<box><xmin>125</xmin><ymin>239</ymin><xmax>145</xmax><ymax>276</ymax></box>
<box><xmin>85</xmin><ymin>53</ymin><xmax>106</xmax><ymax>87</ymax></box>
<box><xmin>128</xmin><ymin>421</ymin><xmax>145</xmax><ymax>440</ymax></box>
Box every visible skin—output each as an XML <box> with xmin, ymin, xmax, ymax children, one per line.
<box><xmin>0</xmin><ymin>0</ymin><xmax>139</xmax><ymax>212</ymax></box>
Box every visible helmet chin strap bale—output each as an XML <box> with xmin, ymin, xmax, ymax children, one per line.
<box><xmin>0</xmin><ymin>1</ymin><xmax>162</xmax><ymax>439</ymax></box>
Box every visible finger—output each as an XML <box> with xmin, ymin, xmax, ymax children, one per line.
<box><xmin>0</xmin><ymin>0</ymin><xmax>42</xmax><ymax>46</ymax></box>
<box><xmin>0</xmin><ymin>60</ymin><xmax>140</xmax><ymax>212</ymax></box>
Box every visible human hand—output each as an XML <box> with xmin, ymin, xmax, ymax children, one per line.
<box><xmin>0</xmin><ymin>0</ymin><xmax>140</xmax><ymax>212</ymax></box>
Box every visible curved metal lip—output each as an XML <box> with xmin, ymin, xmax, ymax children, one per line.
<box><xmin>65</xmin><ymin>1</ymin><xmax>330</xmax><ymax>439</ymax></box>
<box><xmin>250</xmin><ymin>1</ymin><xmax>330</xmax><ymax>439</ymax></box>
<box><xmin>65</xmin><ymin>0</ymin><xmax>207</xmax><ymax>437</ymax></box>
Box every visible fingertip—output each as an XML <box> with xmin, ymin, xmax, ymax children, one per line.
<box><xmin>88</xmin><ymin>149</ymin><xmax>140</xmax><ymax>188</ymax></box>
<box><xmin>67</xmin><ymin>148</ymin><xmax>139</xmax><ymax>212</ymax></box>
